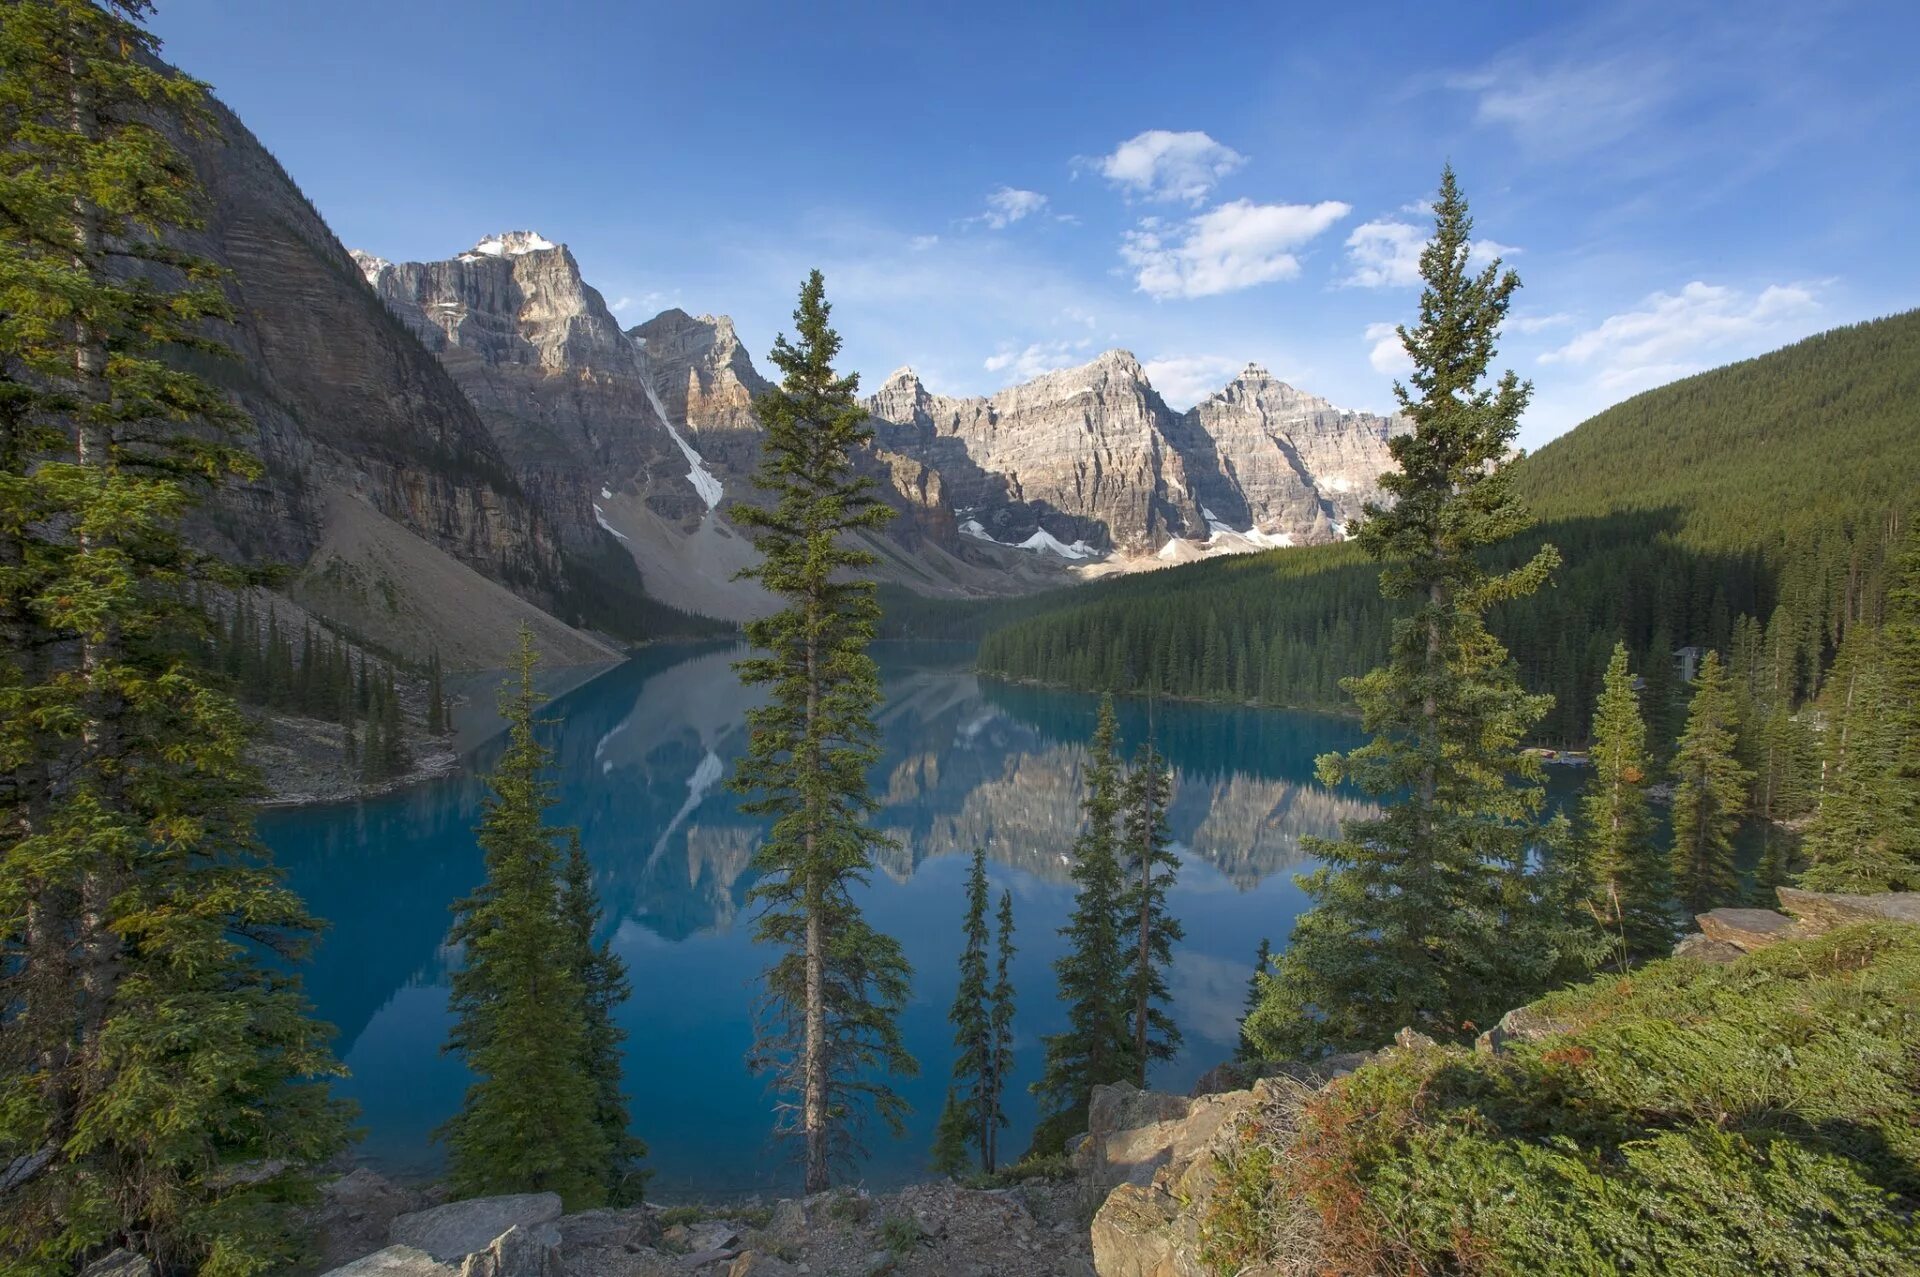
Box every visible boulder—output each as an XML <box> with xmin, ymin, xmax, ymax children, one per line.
<box><xmin>726</xmin><ymin>1254</ymin><xmax>796</xmax><ymax>1277</ymax></box>
<box><xmin>80</xmin><ymin>1252</ymin><xmax>153</xmax><ymax>1277</ymax></box>
<box><xmin>313</xmin><ymin>1168</ymin><xmax>423</xmax><ymax>1270</ymax></box>
<box><xmin>1776</xmin><ymin>886</ymin><xmax>1920</xmax><ymax>931</ymax></box>
<box><xmin>391</xmin><ymin>1194</ymin><xmax>564</xmax><ymax>1263</ymax></box>
<box><xmin>553</xmin><ymin>1207</ymin><xmax>661</xmax><ymax>1252</ymax></box>
<box><xmin>1697</xmin><ymin>907</ymin><xmax>1801</xmax><ymax>951</ymax></box>
<box><xmin>457</xmin><ymin>1224</ymin><xmax>559</xmax><ymax>1277</ymax></box>
<box><xmin>321</xmin><ymin>1245</ymin><xmax>459</xmax><ymax>1277</ymax></box>
<box><xmin>1474</xmin><ymin>1004</ymin><xmax>1580</xmax><ymax>1056</ymax></box>
<box><xmin>1393</xmin><ymin>1027</ymin><xmax>1437</xmax><ymax>1051</ymax></box>
<box><xmin>1090</xmin><ymin>1183</ymin><xmax>1187</xmax><ymax>1277</ymax></box>
<box><xmin>1672</xmin><ymin>932</ymin><xmax>1745</xmax><ymax>964</ymax></box>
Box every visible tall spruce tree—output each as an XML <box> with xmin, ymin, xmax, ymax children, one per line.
<box><xmin>561</xmin><ymin>835</ymin><xmax>648</xmax><ymax>1202</ymax></box>
<box><xmin>1579</xmin><ymin>644</ymin><xmax>1670</xmax><ymax>965</ymax></box>
<box><xmin>1033</xmin><ymin>695</ymin><xmax>1131</xmax><ymax>1138</ymax></box>
<box><xmin>1236</xmin><ymin>938</ymin><xmax>1272</xmax><ymax>1062</ymax></box>
<box><xmin>933</xmin><ymin>847</ymin><xmax>1008</xmax><ymax>1175</ymax></box>
<box><xmin>1118</xmin><ymin>741</ymin><xmax>1181</xmax><ymax>1085</ymax></box>
<box><xmin>729</xmin><ymin>271</ymin><xmax>913</xmax><ymax>1192</ymax></box>
<box><xmin>0</xmin><ymin>5</ymin><xmax>351</xmax><ymax>1270</ymax></box>
<box><xmin>442</xmin><ymin>632</ymin><xmax>608</xmax><ymax>1208</ymax></box>
<box><xmin>1668</xmin><ymin>651</ymin><xmax>1753</xmax><ymax>913</ymax></box>
<box><xmin>988</xmin><ymin>887</ymin><xmax>1015</xmax><ymax>1174</ymax></box>
<box><xmin>1243</xmin><ymin>169</ymin><xmax>1593</xmax><ymax>1058</ymax></box>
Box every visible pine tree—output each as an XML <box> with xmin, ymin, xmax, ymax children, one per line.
<box><xmin>0</xmin><ymin>6</ymin><xmax>350</xmax><ymax>1270</ymax></box>
<box><xmin>1034</xmin><ymin>695</ymin><xmax>1131</xmax><ymax>1137</ymax></box>
<box><xmin>987</xmin><ymin>887</ymin><xmax>1016</xmax><ymax>1174</ymax></box>
<box><xmin>561</xmin><ymin>834</ymin><xmax>648</xmax><ymax>1202</ymax></box>
<box><xmin>929</xmin><ymin>1088</ymin><xmax>972</xmax><ymax>1180</ymax></box>
<box><xmin>935</xmin><ymin>847</ymin><xmax>1004</xmax><ymax>1175</ymax></box>
<box><xmin>1119</xmin><ymin>741</ymin><xmax>1181</xmax><ymax>1085</ymax></box>
<box><xmin>1244</xmin><ymin>169</ymin><xmax>1593</xmax><ymax>1059</ymax></box>
<box><xmin>1237</xmin><ymin>938</ymin><xmax>1271</xmax><ymax>1061</ymax></box>
<box><xmin>729</xmin><ymin>271</ymin><xmax>913</xmax><ymax>1192</ymax></box>
<box><xmin>1579</xmin><ymin>643</ymin><xmax>1670</xmax><ymax>965</ymax></box>
<box><xmin>1668</xmin><ymin>651</ymin><xmax>1753</xmax><ymax>913</ymax></box>
<box><xmin>442</xmin><ymin>631</ymin><xmax>608</xmax><ymax>1208</ymax></box>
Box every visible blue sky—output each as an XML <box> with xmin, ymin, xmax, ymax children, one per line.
<box><xmin>151</xmin><ymin>0</ymin><xmax>1919</xmax><ymax>447</ymax></box>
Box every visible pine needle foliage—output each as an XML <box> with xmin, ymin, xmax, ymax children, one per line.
<box><xmin>1118</xmin><ymin>741</ymin><xmax>1181</xmax><ymax>1085</ymax></box>
<box><xmin>1244</xmin><ymin>169</ymin><xmax>1595</xmax><ymax>1058</ymax></box>
<box><xmin>1033</xmin><ymin>695</ymin><xmax>1132</xmax><ymax>1132</ymax></box>
<box><xmin>441</xmin><ymin>631</ymin><xmax>614</xmax><ymax>1210</ymax></box>
<box><xmin>0</xmin><ymin>5</ymin><xmax>351</xmax><ymax>1271</ymax></box>
<box><xmin>562</xmin><ymin>835</ymin><xmax>649</xmax><ymax>1202</ymax></box>
<box><xmin>729</xmin><ymin>271</ymin><xmax>913</xmax><ymax>1192</ymax></box>
<box><xmin>1579</xmin><ymin>643</ymin><xmax>1670</xmax><ymax>965</ymax></box>
<box><xmin>1667</xmin><ymin>651</ymin><xmax>1753</xmax><ymax>914</ymax></box>
<box><xmin>932</xmin><ymin>848</ymin><xmax>1013</xmax><ymax>1175</ymax></box>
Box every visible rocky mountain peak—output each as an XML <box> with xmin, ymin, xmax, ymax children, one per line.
<box><xmin>459</xmin><ymin>229</ymin><xmax>559</xmax><ymax>261</ymax></box>
<box><xmin>347</xmin><ymin>248</ymin><xmax>391</xmax><ymax>285</ymax></box>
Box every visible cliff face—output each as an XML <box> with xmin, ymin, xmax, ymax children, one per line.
<box><xmin>866</xmin><ymin>354</ymin><xmax>1406</xmax><ymax>561</ymax></box>
<box><xmin>160</xmin><ymin>96</ymin><xmax>624</xmax><ymax>665</ymax></box>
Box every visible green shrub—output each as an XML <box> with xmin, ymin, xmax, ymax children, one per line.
<box><xmin>1211</xmin><ymin>924</ymin><xmax>1920</xmax><ymax>1275</ymax></box>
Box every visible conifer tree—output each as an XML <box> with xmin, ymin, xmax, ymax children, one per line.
<box><xmin>933</xmin><ymin>847</ymin><xmax>1005</xmax><ymax>1175</ymax></box>
<box><xmin>988</xmin><ymin>887</ymin><xmax>1016</xmax><ymax>1174</ymax></box>
<box><xmin>427</xmin><ymin>652</ymin><xmax>448</xmax><ymax>736</ymax></box>
<box><xmin>0</xmin><ymin>5</ymin><xmax>350</xmax><ymax>1269</ymax></box>
<box><xmin>1237</xmin><ymin>938</ymin><xmax>1272</xmax><ymax>1061</ymax></box>
<box><xmin>1579</xmin><ymin>644</ymin><xmax>1670</xmax><ymax>965</ymax></box>
<box><xmin>1244</xmin><ymin>169</ymin><xmax>1592</xmax><ymax>1058</ymax></box>
<box><xmin>929</xmin><ymin>1089</ymin><xmax>971</xmax><ymax>1180</ymax></box>
<box><xmin>1668</xmin><ymin>651</ymin><xmax>1753</xmax><ymax>913</ymax></box>
<box><xmin>1118</xmin><ymin>742</ymin><xmax>1181</xmax><ymax>1085</ymax></box>
<box><xmin>561</xmin><ymin>835</ymin><xmax>647</xmax><ymax>1201</ymax></box>
<box><xmin>729</xmin><ymin>271</ymin><xmax>913</xmax><ymax>1192</ymax></box>
<box><xmin>1034</xmin><ymin>696</ymin><xmax>1131</xmax><ymax>1134</ymax></box>
<box><xmin>442</xmin><ymin>631</ymin><xmax>608</xmax><ymax>1208</ymax></box>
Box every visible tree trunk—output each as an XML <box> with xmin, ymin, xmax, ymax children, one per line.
<box><xmin>802</xmin><ymin>610</ymin><xmax>829</xmax><ymax>1194</ymax></box>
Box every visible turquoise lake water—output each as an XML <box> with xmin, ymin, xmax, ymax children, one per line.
<box><xmin>260</xmin><ymin>641</ymin><xmax>1392</xmax><ymax>1198</ymax></box>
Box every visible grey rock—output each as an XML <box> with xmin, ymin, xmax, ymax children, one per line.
<box><xmin>80</xmin><ymin>1251</ymin><xmax>153</xmax><ymax>1277</ymax></box>
<box><xmin>725</xmin><ymin>1253</ymin><xmax>796</xmax><ymax>1277</ymax></box>
<box><xmin>1697</xmin><ymin>907</ymin><xmax>1801</xmax><ymax>951</ymax></box>
<box><xmin>311</xmin><ymin>1168</ymin><xmax>425</xmax><ymax>1271</ymax></box>
<box><xmin>391</xmin><ymin>1194</ymin><xmax>564</xmax><ymax>1262</ymax></box>
<box><xmin>1672</xmin><ymin>932</ymin><xmax>1746</xmax><ymax>964</ymax></box>
<box><xmin>1393</xmin><ymin>1026</ymin><xmax>1437</xmax><ymax>1051</ymax></box>
<box><xmin>1473</xmin><ymin>1005</ymin><xmax>1580</xmax><ymax>1056</ymax></box>
<box><xmin>458</xmin><ymin>1224</ymin><xmax>560</xmax><ymax>1277</ymax></box>
<box><xmin>554</xmin><ymin>1207</ymin><xmax>661</xmax><ymax>1253</ymax></box>
<box><xmin>321</xmin><ymin>1245</ymin><xmax>460</xmax><ymax>1277</ymax></box>
<box><xmin>1776</xmin><ymin>886</ymin><xmax>1920</xmax><ymax>931</ymax></box>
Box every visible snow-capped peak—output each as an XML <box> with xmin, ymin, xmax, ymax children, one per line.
<box><xmin>467</xmin><ymin>230</ymin><xmax>558</xmax><ymax>259</ymax></box>
<box><xmin>348</xmin><ymin>248</ymin><xmax>391</xmax><ymax>285</ymax></box>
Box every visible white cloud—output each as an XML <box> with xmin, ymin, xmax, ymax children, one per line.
<box><xmin>908</xmin><ymin>233</ymin><xmax>940</xmax><ymax>251</ymax></box>
<box><xmin>1087</xmin><ymin>130</ymin><xmax>1247</xmax><ymax>204</ymax></box>
<box><xmin>983</xmin><ymin>337</ymin><xmax>1094</xmax><ymax>381</ymax></box>
<box><xmin>1541</xmin><ymin>280</ymin><xmax>1822</xmax><ymax>392</ymax></box>
<box><xmin>1143</xmin><ymin>354</ymin><xmax>1248</xmax><ymax>409</ymax></box>
<box><xmin>1365</xmin><ymin>322</ymin><xmax>1413</xmax><ymax>375</ymax></box>
<box><xmin>977</xmin><ymin>187</ymin><xmax>1049</xmax><ymax>229</ymax></box>
<box><xmin>1122</xmin><ymin>198</ymin><xmax>1351</xmax><ymax>300</ymax></box>
<box><xmin>611</xmin><ymin>290</ymin><xmax>677</xmax><ymax>316</ymax></box>
<box><xmin>1345</xmin><ymin>218</ymin><xmax>1520</xmax><ymax>288</ymax></box>
<box><xmin>1344</xmin><ymin>219</ymin><xmax>1425</xmax><ymax>288</ymax></box>
<box><xmin>611</xmin><ymin>296</ymin><xmax>634</xmax><ymax>312</ymax></box>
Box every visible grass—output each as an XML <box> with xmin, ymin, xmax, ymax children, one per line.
<box><xmin>1204</xmin><ymin>923</ymin><xmax>1920</xmax><ymax>1276</ymax></box>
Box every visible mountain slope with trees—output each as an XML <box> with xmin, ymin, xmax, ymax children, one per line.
<box><xmin>976</xmin><ymin>308</ymin><xmax>1920</xmax><ymax>745</ymax></box>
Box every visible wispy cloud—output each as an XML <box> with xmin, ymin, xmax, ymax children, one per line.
<box><xmin>1122</xmin><ymin>199</ymin><xmax>1351</xmax><ymax>300</ymax></box>
<box><xmin>1449</xmin><ymin>56</ymin><xmax>1668</xmax><ymax>158</ymax></box>
<box><xmin>1143</xmin><ymin>354</ymin><xmax>1249</xmax><ymax>409</ymax></box>
<box><xmin>974</xmin><ymin>186</ymin><xmax>1050</xmax><ymax>229</ymax></box>
<box><xmin>1083</xmin><ymin>129</ymin><xmax>1247</xmax><ymax>204</ymax></box>
<box><xmin>1511</xmin><ymin>310</ymin><xmax>1576</xmax><ymax>335</ymax></box>
<box><xmin>983</xmin><ymin>337</ymin><xmax>1095</xmax><ymax>380</ymax></box>
<box><xmin>1541</xmin><ymin>280</ymin><xmax>1822</xmax><ymax>391</ymax></box>
<box><xmin>1345</xmin><ymin>217</ymin><xmax>1519</xmax><ymax>288</ymax></box>
<box><xmin>907</xmin><ymin>233</ymin><xmax>940</xmax><ymax>251</ymax></box>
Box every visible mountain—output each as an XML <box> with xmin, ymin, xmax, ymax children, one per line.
<box><xmin>976</xmin><ymin>310</ymin><xmax>1920</xmax><ymax>741</ymax></box>
<box><xmin>158</xmin><ymin>96</ymin><xmax>656</xmax><ymax>668</ymax></box>
<box><xmin>865</xmin><ymin>354</ymin><xmax>1405</xmax><ymax>562</ymax></box>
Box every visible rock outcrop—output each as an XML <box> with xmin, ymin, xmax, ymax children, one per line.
<box><xmin>1673</xmin><ymin>885</ymin><xmax>1920</xmax><ymax>962</ymax></box>
<box><xmin>866</xmin><ymin>356</ymin><xmax>1406</xmax><ymax>561</ymax></box>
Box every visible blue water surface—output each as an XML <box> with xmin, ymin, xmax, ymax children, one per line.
<box><xmin>263</xmin><ymin>641</ymin><xmax>1386</xmax><ymax>1198</ymax></box>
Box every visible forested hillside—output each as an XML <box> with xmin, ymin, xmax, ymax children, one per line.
<box><xmin>976</xmin><ymin>310</ymin><xmax>1920</xmax><ymax>745</ymax></box>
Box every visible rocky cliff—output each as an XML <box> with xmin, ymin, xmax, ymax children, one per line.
<box><xmin>159</xmin><ymin>95</ymin><xmax>633</xmax><ymax>666</ymax></box>
<box><xmin>866</xmin><ymin>355</ymin><xmax>1406</xmax><ymax>564</ymax></box>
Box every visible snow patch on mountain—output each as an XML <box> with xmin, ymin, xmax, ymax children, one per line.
<box><xmin>464</xmin><ymin>230</ymin><xmax>558</xmax><ymax>260</ymax></box>
<box><xmin>640</xmin><ymin>376</ymin><xmax>724</xmax><ymax>510</ymax></box>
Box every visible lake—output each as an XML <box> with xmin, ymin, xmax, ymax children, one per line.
<box><xmin>261</xmin><ymin>641</ymin><xmax>1386</xmax><ymax>1198</ymax></box>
